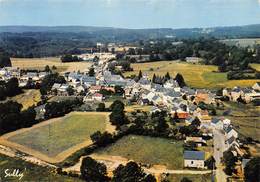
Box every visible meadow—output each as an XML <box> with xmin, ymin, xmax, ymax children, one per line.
<box><xmin>124</xmin><ymin>61</ymin><xmax>260</xmax><ymax>88</ymax></box>
<box><xmin>95</xmin><ymin>135</ymin><xmax>184</xmax><ymax>169</ymax></box>
<box><xmin>219</xmin><ymin>102</ymin><xmax>260</xmax><ymax>141</ymax></box>
<box><xmin>10</xmin><ymin>89</ymin><xmax>41</xmax><ymax>110</ymax></box>
<box><xmin>2</xmin><ymin>112</ymin><xmax>111</xmax><ymax>163</ymax></box>
<box><xmin>0</xmin><ymin>154</ymin><xmax>83</xmax><ymax>182</ymax></box>
<box><xmin>11</xmin><ymin>57</ymin><xmax>92</xmax><ymax>73</ymax></box>
<box><xmin>164</xmin><ymin>174</ymin><xmax>212</xmax><ymax>182</ymax></box>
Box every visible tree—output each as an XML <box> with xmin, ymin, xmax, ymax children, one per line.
<box><xmin>109</xmin><ymin>100</ymin><xmax>128</xmax><ymax>127</ymax></box>
<box><xmin>205</xmin><ymin>156</ymin><xmax>216</xmax><ymax>170</ymax></box>
<box><xmin>40</xmin><ymin>73</ymin><xmax>66</xmax><ymax>95</ymax></box>
<box><xmin>191</xmin><ymin>117</ymin><xmax>201</xmax><ymax>127</ymax></box>
<box><xmin>61</xmin><ymin>54</ymin><xmax>82</xmax><ymax>62</ymax></box>
<box><xmin>0</xmin><ymin>101</ymin><xmax>36</xmax><ymax>135</ymax></box>
<box><xmin>165</xmin><ymin>72</ymin><xmax>171</xmax><ymax>81</ymax></box>
<box><xmin>152</xmin><ymin>74</ymin><xmax>156</xmax><ymax>83</ymax></box>
<box><xmin>90</xmin><ymin>131</ymin><xmax>113</xmax><ymax>147</ymax></box>
<box><xmin>80</xmin><ymin>157</ymin><xmax>109</xmax><ymax>182</ymax></box>
<box><xmin>21</xmin><ymin>106</ymin><xmax>37</xmax><ymax>127</ymax></box>
<box><xmin>96</xmin><ymin>103</ymin><xmax>106</xmax><ymax>112</ymax></box>
<box><xmin>138</xmin><ymin>70</ymin><xmax>143</xmax><ymax>80</ymax></box>
<box><xmin>223</xmin><ymin>150</ymin><xmax>237</xmax><ymax>175</ymax></box>
<box><xmin>52</xmin><ymin>65</ymin><xmax>57</xmax><ymax>70</ymax></box>
<box><xmin>244</xmin><ymin>157</ymin><xmax>260</xmax><ymax>182</ymax></box>
<box><xmin>175</xmin><ymin>73</ymin><xmax>186</xmax><ymax>87</ymax></box>
<box><xmin>6</xmin><ymin>77</ymin><xmax>21</xmax><ymax>97</ymax></box>
<box><xmin>237</xmin><ymin>95</ymin><xmax>246</xmax><ymax>104</ymax></box>
<box><xmin>112</xmin><ymin>161</ymin><xmax>156</xmax><ymax>182</ymax></box>
<box><xmin>88</xmin><ymin>67</ymin><xmax>95</xmax><ymax>77</ymax></box>
<box><xmin>0</xmin><ymin>85</ymin><xmax>6</xmax><ymax>100</ymax></box>
<box><xmin>115</xmin><ymin>85</ymin><xmax>124</xmax><ymax>95</ymax></box>
<box><xmin>44</xmin><ymin>65</ymin><xmax>51</xmax><ymax>72</ymax></box>
<box><xmin>66</xmin><ymin>86</ymin><xmax>74</xmax><ymax>96</ymax></box>
<box><xmin>110</xmin><ymin>100</ymin><xmax>125</xmax><ymax>111</ymax></box>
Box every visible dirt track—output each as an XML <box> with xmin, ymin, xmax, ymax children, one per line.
<box><xmin>64</xmin><ymin>154</ymin><xmax>212</xmax><ymax>178</ymax></box>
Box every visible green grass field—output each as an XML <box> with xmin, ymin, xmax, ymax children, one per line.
<box><xmin>8</xmin><ymin>112</ymin><xmax>107</xmax><ymax>157</ymax></box>
<box><xmin>124</xmin><ymin>61</ymin><xmax>260</xmax><ymax>88</ymax></box>
<box><xmin>95</xmin><ymin>135</ymin><xmax>184</xmax><ymax>169</ymax></box>
<box><xmin>0</xmin><ymin>154</ymin><xmax>83</xmax><ymax>182</ymax></box>
<box><xmin>164</xmin><ymin>174</ymin><xmax>212</xmax><ymax>182</ymax></box>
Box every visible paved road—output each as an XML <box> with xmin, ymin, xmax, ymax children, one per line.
<box><xmin>213</xmin><ymin>129</ymin><xmax>227</xmax><ymax>182</ymax></box>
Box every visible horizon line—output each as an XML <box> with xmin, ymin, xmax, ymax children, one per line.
<box><xmin>0</xmin><ymin>23</ymin><xmax>260</xmax><ymax>30</ymax></box>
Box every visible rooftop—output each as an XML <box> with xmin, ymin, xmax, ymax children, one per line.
<box><xmin>184</xmin><ymin>150</ymin><xmax>205</xmax><ymax>160</ymax></box>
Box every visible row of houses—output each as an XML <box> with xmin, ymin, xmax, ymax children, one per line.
<box><xmin>223</xmin><ymin>83</ymin><xmax>260</xmax><ymax>103</ymax></box>
<box><xmin>0</xmin><ymin>67</ymin><xmax>50</xmax><ymax>87</ymax></box>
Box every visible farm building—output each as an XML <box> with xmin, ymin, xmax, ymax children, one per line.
<box><xmin>184</xmin><ymin>150</ymin><xmax>205</xmax><ymax>169</ymax></box>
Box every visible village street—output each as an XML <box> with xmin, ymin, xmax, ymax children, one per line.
<box><xmin>213</xmin><ymin>129</ymin><xmax>227</xmax><ymax>182</ymax></box>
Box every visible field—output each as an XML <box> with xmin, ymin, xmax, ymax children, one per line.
<box><xmin>0</xmin><ymin>112</ymin><xmax>114</xmax><ymax>163</ymax></box>
<box><xmin>0</xmin><ymin>154</ymin><xmax>83</xmax><ymax>182</ymax></box>
<box><xmin>124</xmin><ymin>61</ymin><xmax>260</xmax><ymax>88</ymax></box>
<box><xmin>164</xmin><ymin>174</ymin><xmax>212</xmax><ymax>182</ymax></box>
<box><xmin>125</xmin><ymin>104</ymin><xmax>152</xmax><ymax>112</ymax></box>
<box><xmin>10</xmin><ymin>89</ymin><xmax>41</xmax><ymax>110</ymax></box>
<box><xmin>219</xmin><ymin>102</ymin><xmax>260</xmax><ymax>141</ymax></box>
<box><xmin>11</xmin><ymin>57</ymin><xmax>92</xmax><ymax>73</ymax></box>
<box><xmin>95</xmin><ymin>135</ymin><xmax>184</xmax><ymax>169</ymax></box>
<box><xmin>250</xmin><ymin>63</ymin><xmax>260</xmax><ymax>71</ymax></box>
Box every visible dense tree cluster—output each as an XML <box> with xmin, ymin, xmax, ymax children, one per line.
<box><xmin>40</xmin><ymin>73</ymin><xmax>66</xmax><ymax>95</ymax></box>
<box><xmin>140</xmin><ymin>38</ymin><xmax>259</xmax><ymax>71</ymax></box>
<box><xmin>175</xmin><ymin>73</ymin><xmax>186</xmax><ymax>87</ymax></box>
<box><xmin>0</xmin><ymin>32</ymin><xmax>93</xmax><ymax>57</ymax></box>
<box><xmin>108</xmin><ymin>60</ymin><xmax>133</xmax><ymax>75</ymax></box>
<box><xmin>244</xmin><ymin>157</ymin><xmax>260</xmax><ymax>182</ymax></box>
<box><xmin>90</xmin><ymin>131</ymin><xmax>113</xmax><ymax>147</ymax></box>
<box><xmin>0</xmin><ymin>101</ymin><xmax>36</xmax><ymax>135</ymax></box>
<box><xmin>80</xmin><ymin>157</ymin><xmax>156</xmax><ymax>182</ymax></box>
<box><xmin>151</xmin><ymin>72</ymin><xmax>171</xmax><ymax>85</ymax></box>
<box><xmin>127</xmin><ymin>111</ymin><xmax>178</xmax><ymax>139</ymax></box>
<box><xmin>0</xmin><ymin>49</ymin><xmax>11</xmax><ymax>68</ymax></box>
<box><xmin>80</xmin><ymin>157</ymin><xmax>110</xmax><ymax>182</ymax></box>
<box><xmin>179</xmin><ymin>117</ymin><xmax>201</xmax><ymax>137</ymax></box>
<box><xmin>222</xmin><ymin>150</ymin><xmax>238</xmax><ymax>175</ymax></box>
<box><xmin>0</xmin><ymin>78</ymin><xmax>22</xmax><ymax>100</ymax></box>
<box><xmin>109</xmin><ymin>100</ymin><xmax>128</xmax><ymax>127</ymax></box>
<box><xmin>112</xmin><ymin>161</ymin><xmax>156</xmax><ymax>182</ymax></box>
<box><xmin>44</xmin><ymin>99</ymin><xmax>82</xmax><ymax>119</ymax></box>
<box><xmin>61</xmin><ymin>54</ymin><xmax>83</xmax><ymax>62</ymax></box>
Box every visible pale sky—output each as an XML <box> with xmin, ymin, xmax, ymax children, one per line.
<box><xmin>0</xmin><ymin>0</ymin><xmax>260</xmax><ymax>28</ymax></box>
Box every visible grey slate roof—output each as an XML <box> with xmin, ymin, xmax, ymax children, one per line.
<box><xmin>184</xmin><ymin>150</ymin><xmax>205</xmax><ymax>160</ymax></box>
<box><xmin>227</xmin><ymin>136</ymin><xmax>237</xmax><ymax>145</ymax></box>
<box><xmin>212</xmin><ymin>118</ymin><xmax>220</xmax><ymax>124</ymax></box>
<box><xmin>138</xmin><ymin>78</ymin><xmax>150</xmax><ymax>85</ymax></box>
<box><xmin>224</xmin><ymin>126</ymin><xmax>233</xmax><ymax>133</ymax></box>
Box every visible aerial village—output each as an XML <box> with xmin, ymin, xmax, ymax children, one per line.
<box><xmin>0</xmin><ymin>41</ymin><xmax>260</xmax><ymax>182</ymax></box>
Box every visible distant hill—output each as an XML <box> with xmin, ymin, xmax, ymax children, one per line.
<box><xmin>1</xmin><ymin>24</ymin><xmax>260</xmax><ymax>38</ymax></box>
<box><xmin>1</xmin><ymin>24</ymin><xmax>260</xmax><ymax>57</ymax></box>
